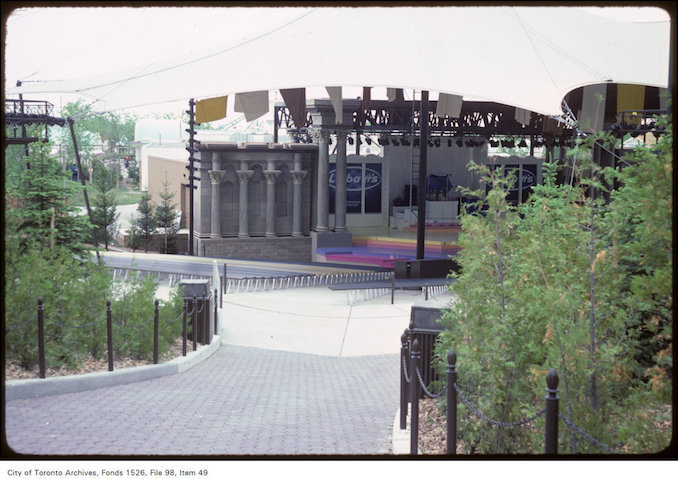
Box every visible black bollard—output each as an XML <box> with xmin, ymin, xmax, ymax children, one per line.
<box><xmin>446</xmin><ymin>349</ymin><xmax>457</xmax><ymax>454</ymax></box>
<box><xmin>400</xmin><ymin>330</ymin><xmax>410</xmax><ymax>430</ymax></box>
<box><xmin>106</xmin><ymin>300</ymin><xmax>114</xmax><ymax>371</ymax></box>
<box><xmin>37</xmin><ymin>297</ymin><xmax>45</xmax><ymax>379</ymax></box>
<box><xmin>192</xmin><ymin>296</ymin><xmax>197</xmax><ymax>351</ymax></box>
<box><xmin>182</xmin><ymin>299</ymin><xmax>188</xmax><ymax>356</ymax></box>
<box><xmin>153</xmin><ymin>299</ymin><xmax>159</xmax><ymax>364</ymax></box>
<box><xmin>544</xmin><ymin>368</ymin><xmax>559</xmax><ymax>454</ymax></box>
<box><xmin>410</xmin><ymin>338</ymin><xmax>421</xmax><ymax>455</ymax></box>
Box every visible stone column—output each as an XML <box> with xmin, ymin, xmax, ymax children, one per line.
<box><xmin>334</xmin><ymin>130</ymin><xmax>348</xmax><ymax>232</ymax></box>
<box><xmin>208</xmin><ymin>170</ymin><xmax>225</xmax><ymax>237</ymax></box>
<box><xmin>236</xmin><ymin>169</ymin><xmax>253</xmax><ymax>238</ymax></box>
<box><xmin>292</xmin><ymin>169</ymin><xmax>307</xmax><ymax>236</ymax></box>
<box><xmin>264</xmin><ymin>169</ymin><xmax>281</xmax><ymax>237</ymax></box>
<box><xmin>309</xmin><ymin>128</ymin><xmax>330</xmax><ymax>232</ymax></box>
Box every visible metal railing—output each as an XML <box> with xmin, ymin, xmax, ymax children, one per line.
<box><xmin>224</xmin><ymin>270</ymin><xmax>392</xmax><ymax>294</ymax></box>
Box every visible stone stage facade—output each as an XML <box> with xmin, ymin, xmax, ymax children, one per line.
<box><xmin>193</xmin><ymin>142</ymin><xmax>319</xmax><ymax>262</ymax></box>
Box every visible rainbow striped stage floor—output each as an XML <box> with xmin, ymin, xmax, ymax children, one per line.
<box><xmin>316</xmin><ymin>225</ymin><xmax>462</xmax><ymax>268</ymax></box>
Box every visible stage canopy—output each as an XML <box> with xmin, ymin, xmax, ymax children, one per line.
<box><xmin>6</xmin><ymin>6</ymin><xmax>672</xmax><ymax>116</ymax></box>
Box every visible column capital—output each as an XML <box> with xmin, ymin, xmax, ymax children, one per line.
<box><xmin>263</xmin><ymin>170</ymin><xmax>281</xmax><ymax>184</ymax></box>
<box><xmin>308</xmin><ymin>128</ymin><xmax>330</xmax><ymax>144</ymax></box>
<box><xmin>335</xmin><ymin>129</ymin><xmax>349</xmax><ymax>142</ymax></box>
<box><xmin>208</xmin><ymin>170</ymin><xmax>226</xmax><ymax>185</ymax></box>
<box><xmin>292</xmin><ymin>170</ymin><xmax>307</xmax><ymax>184</ymax></box>
<box><xmin>236</xmin><ymin>170</ymin><xmax>253</xmax><ymax>184</ymax></box>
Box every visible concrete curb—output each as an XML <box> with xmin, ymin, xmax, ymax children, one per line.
<box><xmin>5</xmin><ymin>335</ymin><xmax>221</xmax><ymax>401</ymax></box>
<box><xmin>391</xmin><ymin>406</ymin><xmax>421</xmax><ymax>455</ymax></box>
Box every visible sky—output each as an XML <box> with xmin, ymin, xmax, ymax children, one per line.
<box><xmin>3</xmin><ymin>5</ymin><xmax>672</xmax><ymax>119</ymax></box>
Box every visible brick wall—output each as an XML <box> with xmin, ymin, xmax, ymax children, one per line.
<box><xmin>197</xmin><ymin>236</ymin><xmax>312</xmax><ymax>262</ymax></box>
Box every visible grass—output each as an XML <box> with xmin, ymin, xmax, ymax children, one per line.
<box><xmin>67</xmin><ymin>182</ymin><xmax>143</xmax><ymax>207</ymax></box>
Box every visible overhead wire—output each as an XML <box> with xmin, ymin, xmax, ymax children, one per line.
<box><xmin>67</xmin><ymin>8</ymin><xmax>316</xmax><ymax>102</ymax></box>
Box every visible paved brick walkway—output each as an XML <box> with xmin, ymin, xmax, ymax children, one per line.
<box><xmin>4</xmin><ymin>345</ymin><xmax>399</xmax><ymax>456</ymax></box>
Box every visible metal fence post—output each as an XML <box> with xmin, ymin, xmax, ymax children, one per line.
<box><xmin>447</xmin><ymin>349</ymin><xmax>457</xmax><ymax>455</ymax></box>
<box><xmin>37</xmin><ymin>297</ymin><xmax>45</xmax><ymax>379</ymax></box>
<box><xmin>544</xmin><ymin>368</ymin><xmax>559</xmax><ymax>454</ymax></box>
<box><xmin>410</xmin><ymin>338</ymin><xmax>421</xmax><ymax>455</ymax></box>
<box><xmin>400</xmin><ymin>330</ymin><xmax>409</xmax><ymax>429</ymax></box>
<box><xmin>391</xmin><ymin>274</ymin><xmax>395</xmax><ymax>304</ymax></box>
<box><xmin>192</xmin><ymin>296</ymin><xmax>198</xmax><ymax>351</ymax></box>
<box><xmin>214</xmin><ymin>288</ymin><xmax>218</xmax><ymax>335</ymax></box>
<box><xmin>182</xmin><ymin>299</ymin><xmax>188</xmax><ymax>356</ymax></box>
<box><xmin>153</xmin><ymin>299</ymin><xmax>159</xmax><ymax>364</ymax></box>
<box><xmin>106</xmin><ymin>300</ymin><xmax>114</xmax><ymax>371</ymax></box>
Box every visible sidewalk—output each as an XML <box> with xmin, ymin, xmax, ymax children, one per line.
<box><xmin>5</xmin><ymin>285</ymin><xmax>451</xmax><ymax>455</ymax></box>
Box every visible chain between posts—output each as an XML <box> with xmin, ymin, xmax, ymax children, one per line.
<box><xmin>160</xmin><ymin>311</ymin><xmax>186</xmax><ymax>324</ymax></box>
<box><xmin>113</xmin><ymin>315</ymin><xmax>155</xmax><ymax>329</ymax></box>
<box><xmin>453</xmin><ymin>382</ymin><xmax>546</xmax><ymax>427</ymax></box>
<box><xmin>57</xmin><ymin>316</ymin><xmax>108</xmax><ymax>329</ymax></box>
<box><xmin>415</xmin><ymin>366</ymin><xmax>447</xmax><ymax>399</ymax></box>
<box><xmin>5</xmin><ymin>317</ymin><xmax>37</xmax><ymax>332</ymax></box>
<box><xmin>558</xmin><ymin>413</ymin><xmax>618</xmax><ymax>454</ymax></box>
<box><xmin>401</xmin><ymin>353</ymin><xmax>411</xmax><ymax>384</ymax></box>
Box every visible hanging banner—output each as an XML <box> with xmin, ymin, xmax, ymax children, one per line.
<box><xmin>195</xmin><ymin>95</ymin><xmax>228</xmax><ymax>124</ymax></box>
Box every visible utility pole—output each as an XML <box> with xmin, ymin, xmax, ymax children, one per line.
<box><xmin>416</xmin><ymin>91</ymin><xmax>429</xmax><ymax>260</ymax></box>
<box><xmin>185</xmin><ymin>99</ymin><xmax>201</xmax><ymax>256</ymax></box>
<box><xmin>67</xmin><ymin>117</ymin><xmax>100</xmax><ymax>262</ymax></box>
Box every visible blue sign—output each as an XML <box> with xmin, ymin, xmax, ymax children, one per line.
<box><xmin>329</xmin><ymin>163</ymin><xmax>382</xmax><ymax>214</ymax></box>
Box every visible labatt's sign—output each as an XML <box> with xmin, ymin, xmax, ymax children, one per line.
<box><xmin>329</xmin><ymin>163</ymin><xmax>382</xmax><ymax>214</ymax></box>
<box><xmin>505</xmin><ymin>166</ymin><xmax>536</xmax><ymax>192</ymax></box>
<box><xmin>329</xmin><ymin>165</ymin><xmax>381</xmax><ymax>191</ymax></box>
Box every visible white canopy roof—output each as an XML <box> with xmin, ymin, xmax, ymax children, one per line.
<box><xmin>6</xmin><ymin>6</ymin><xmax>672</xmax><ymax>116</ymax></box>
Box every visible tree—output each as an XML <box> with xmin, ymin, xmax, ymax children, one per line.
<box><xmin>435</xmin><ymin>118</ymin><xmax>672</xmax><ymax>453</ymax></box>
<box><xmin>91</xmin><ymin>159</ymin><xmax>120</xmax><ymax>250</ymax></box>
<box><xmin>606</xmin><ymin>114</ymin><xmax>673</xmax><ymax>403</ymax></box>
<box><xmin>154</xmin><ymin>176</ymin><xmax>179</xmax><ymax>254</ymax></box>
<box><xmin>6</xmin><ymin>138</ymin><xmax>92</xmax><ymax>258</ymax></box>
<box><xmin>134</xmin><ymin>191</ymin><xmax>157</xmax><ymax>253</ymax></box>
<box><xmin>57</xmin><ymin>101</ymin><xmax>136</xmax><ymax>183</ymax></box>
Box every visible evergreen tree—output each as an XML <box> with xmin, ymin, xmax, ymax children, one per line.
<box><xmin>91</xmin><ymin>159</ymin><xmax>120</xmax><ymax>250</ymax></box>
<box><xmin>154</xmin><ymin>177</ymin><xmax>179</xmax><ymax>254</ymax></box>
<box><xmin>607</xmin><ymin>114</ymin><xmax>673</xmax><ymax>403</ymax></box>
<box><xmin>135</xmin><ymin>191</ymin><xmax>157</xmax><ymax>253</ymax></box>
<box><xmin>6</xmin><ymin>138</ymin><xmax>92</xmax><ymax>258</ymax></box>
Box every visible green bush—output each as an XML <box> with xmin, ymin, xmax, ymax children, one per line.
<box><xmin>435</xmin><ymin>118</ymin><xmax>672</xmax><ymax>454</ymax></box>
<box><xmin>4</xmin><ymin>244</ymin><xmax>185</xmax><ymax>371</ymax></box>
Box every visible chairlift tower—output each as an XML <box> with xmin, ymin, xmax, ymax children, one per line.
<box><xmin>5</xmin><ymin>98</ymin><xmax>66</xmax><ymax>146</ymax></box>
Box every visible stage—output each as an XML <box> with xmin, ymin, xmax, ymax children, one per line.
<box><xmin>315</xmin><ymin>224</ymin><xmax>462</xmax><ymax>268</ymax></box>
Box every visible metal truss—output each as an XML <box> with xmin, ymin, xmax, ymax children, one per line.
<box><xmin>275</xmin><ymin>100</ymin><xmax>563</xmax><ymax>140</ymax></box>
